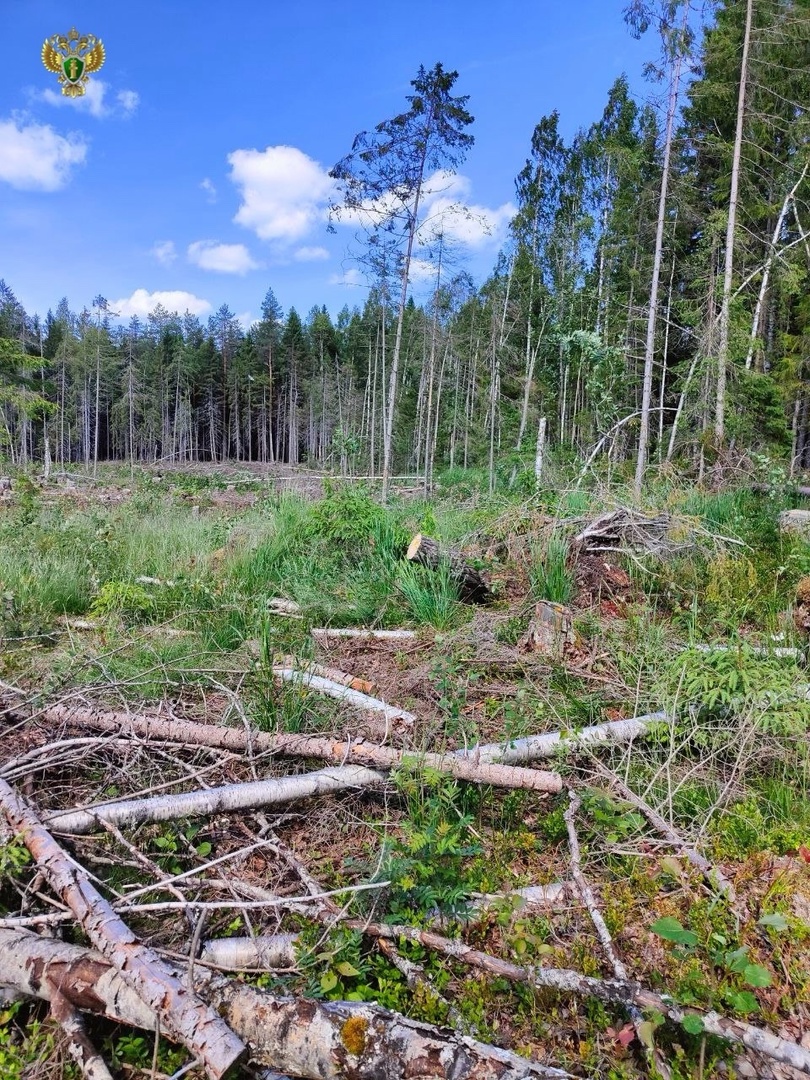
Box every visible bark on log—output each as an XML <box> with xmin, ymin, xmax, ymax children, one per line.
<box><xmin>406</xmin><ymin>533</ymin><xmax>492</xmax><ymax>604</ymax></box>
<box><xmin>49</xmin><ymin>984</ymin><xmax>115</xmax><ymax>1080</ymax></box>
<box><xmin>200</xmin><ymin>935</ymin><xmax>298</xmax><ymax>971</ymax></box>
<box><xmin>311</xmin><ymin>628</ymin><xmax>417</xmax><ymax>644</ymax></box>
<box><xmin>37</xmin><ymin>705</ymin><xmax>564</xmax><ymax>796</ymax></box>
<box><xmin>518</xmin><ymin>602</ymin><xmax>577</xmax><ymax>656</ymax></box>
<box><xmin>272</xmin><ymin>668</ymin><xmax>416</xmax><ymax>726</ymax></box>
<box><xmin>456</xmin><ymin>713</ymin><xmax>670</xmax><ymax>765</ymax></box>
<box><xmin>0</xmin><ymin>780</ymin><xmax>246</xmax><ymax>1080</ymax></box>
<box><xmin>0</xmin><ymin>928</ymin><xmax>573</xmax><ymax>1080</ymax></box>
<box><xmin>276</xmin><ymin>658</ymin><xmax>377</xmax><ymax>695</ymax></box>
<box><xmin>347</xmin><ymin>921</ymin><xmax>810</xmax><ymax>1075</ymax></box>
<box><xmin>46</xmin><ymin>764</ymin><xmax>386</xmax><ymax>836</ymax></box>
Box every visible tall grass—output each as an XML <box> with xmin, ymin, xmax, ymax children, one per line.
<box><xmin>397</xmin><ymin>561</ymin><xmax>463</xmax><ymax>630</ymax></box>
<box><xmin>530</xmin><ymin>535</ymin><xmax>574</xmax><ymax>604</ymax></box>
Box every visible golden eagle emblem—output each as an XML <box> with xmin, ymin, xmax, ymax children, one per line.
<box><xmin>42</xmin><ymin>27</ymin><xmax>105</xmax><ymax>98</ymax></box>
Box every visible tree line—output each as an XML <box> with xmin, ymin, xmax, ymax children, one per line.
<box><xmin>1</xmin><ymin>0</ymin><xmax>808</xmax><ymax>491</ymax></box>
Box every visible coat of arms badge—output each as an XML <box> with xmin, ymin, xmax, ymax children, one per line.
<box><xmin>42</xmin><ymin>27</ymin><xmax>105</xmax><ymax>98</ymax></box>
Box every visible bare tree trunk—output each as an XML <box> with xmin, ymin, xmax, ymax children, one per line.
<box><xmin>745</xmin><ymin>161</ymin><xmax>809</xmax><ymax>369</ymax></box>
<box><xmin>634</xmin><ymin>5</ymin><xmax>688</xmax><ymax>498</ymax></box>
<box><xmin>715</xmin><ymin>0</ymin><xmax>753</xmax><ymax>441</ymax></box>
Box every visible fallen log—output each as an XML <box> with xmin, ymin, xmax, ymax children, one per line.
<box><xmin>311</xmin><ymin>627</ymin><xmax>417</xmax><ymax>644</ymax></box>
<box><xmin>49</xmin><ymin>984</ymin><xmax>115</xmax><ymax>1080</ymax></box>
<box><xmin>345</xmin><ymin>920</ymin><xmax>810</xmax><ymax>1076</ymax></box>
<box><xmin>45</xmin><ymin>764</ymin><xmax>386</xmax><ymax>836</ymax></box>
<box><xmin>35</xmin><ymin>705</ymin><xmax>564</xmax><ymax>796</ymax></box>
<box><xmin>276</xmin><ymin>658</ymin><xmax>376</xmax><ymax>695</ymax></box>
<box><xmin>272</xmin><ymin>668</ymin><xmax>416</xmax><ymax>726</ymax></box>
<box><xmin>457</xmin><ymin>712</ymin><xmax>670</xmax><ymax>766</ymax></box>
<box><xmin>0</xmin><ymin>928</ymin><xmax>573</xmax><ymax>1080</ymax></box>
<box><xmin>200</xmin><ymin>934</ymin><xmax>298</xmax><ymax>971</ymax></box>
<box><xmin>406</xmin><ymin>533</ymin><xmax>493</xmax><ymax>604</ymax></box>
<box><xmin>0</xmin><ymin>780</ymin><xmax>246</xmax><ymax>1080</ymax></box>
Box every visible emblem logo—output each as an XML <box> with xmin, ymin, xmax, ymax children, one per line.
<box><xmin>42</xmin><ymin>27</ymin><xmax>105</xmax><ymax>98</ymax></box>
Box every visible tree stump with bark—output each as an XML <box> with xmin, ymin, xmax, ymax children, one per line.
<box><xmin>406</xmin><ymin>534</ymin><xmax>492</xmax><ymax>604</ymax></box>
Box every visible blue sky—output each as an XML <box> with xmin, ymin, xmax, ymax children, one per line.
<box><xmin>1</xmin><ymin>1</ymin><xmax>654</xmax><ymax>330</ymax></box>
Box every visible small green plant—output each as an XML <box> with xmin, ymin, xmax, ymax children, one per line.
<box><xmin>530</xmin><ymin>535</ymin><xmax>574</xmax><ymax>604</ymax></box>
<box><xmin>397</xmin><ymin>561</ymin><xmax>463</xmax><ymax>630</ymax></box>
<box><xmin>305</xmin><ymin>482</ymin><xmax>386</xmax><ymax>545</ymax></box>
<box><xmin>675</xmin><ymin>643</ymin><xmax>810</xmax><ymax>737</ymax></box>
<box><xmin>650</xmin><ymin>915</ymin><xmax>777</xmax><ymax>1016</ymax></box>
<box><xmin>382</xmin><ymin>768</ymin><xmax>481</xmax><ymax>922</ymax></box>
<box><xmin>90</xmin><ymin>580</ymin><xmax>156</xmax><ymax>624</ymax></box>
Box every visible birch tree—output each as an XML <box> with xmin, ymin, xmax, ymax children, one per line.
<box><xmin>330</xmin><ymin>62</ymin><xmax>474</xmax><ymax>500</ymax></box>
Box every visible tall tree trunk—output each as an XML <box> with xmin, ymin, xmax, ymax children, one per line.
<box><xmin>715</xmin><ymin>0</ymin><xmax>753</xmax><ymax>442</ymax></box>
<box><xmin>634</xmin><ymin>6</ymin><xmax>688</xmax><ymax>498</ymax></box>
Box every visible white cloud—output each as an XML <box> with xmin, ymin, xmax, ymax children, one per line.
<box><xmin>328</xmin><ymin>267</ymin><xmax>364</xmax><ymax>288</ymax></box>
<box><xmin>151</xmin><ymin>240</ymin><xmax>177</xmax><ymax>266</ymax></box>
<box><xmin>235</xmin><ymin>311</ymin><xmax>257</xmax><ymax>331</ymax></box>
<box><xmin>187</xmin><ymin>240</ymin><xmax>260</xmax><ymax>275</ymax></box>
<box><xmin>334</xmin><ymin>168</ymin><xmax>514</xmax><ymax>250</ymax></box>
<box><xmin>0</xmin><ymin>117</ymin><xmax>86</xmax><ymax>191</ymax></box>
<box><xmin>36</xmin><ymin>80</ymin><xmax>139</xmax><ymax>119</ymax></box>
<box><xmin>200</xmin><ymin>177</ymin><xmax>217</xmax><ymax>202</ymax></box>
<box><xmin>228</xmin><ymin>145</ymin><xmax>334</xmax><ymax>242</ymax></box>
<box><xmin>294</xmin><ymin>246</ymin><xmax>329</xmax><ymax>262</ymax></box>
<box><xmin>116</xmin><ymin>89</ymin><xmax>140</xmax><ymax>115</ymax></box>
<box><xmin>109</xmin><ymin>289</ymin><xmax>212</xmax><ymax>319</ymax></box>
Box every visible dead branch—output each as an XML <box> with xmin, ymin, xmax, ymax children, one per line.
<box><xmin>571</xmin><ymin>509</ymin><xmax>672</xmax><ymax>556</ymax></box>
<box><xmin>49</xmin><ymin>983</ymin><xmax>115</xmax><ymax>1080</ymax></box>
<box><xmin>276</xmin><ymin>657</ymin><xmax>377</xmax><ymax>695</ymax></box>
<box><xmin>592</xmin><ymin>763</ymin><xmax>737</xmax><ymax>900</ymax></box>
<box><xmin>200</xmin><ymin>935</ymin><xmax>298</xmax><ymax>971</ymax></box>
<box><xmin>0</xmin><ymin>928</ymin><xmax>574</xmax><ymax>1079</ymax></box>
<box><xmin>564</xmin><ymin>791</ymin><xmax>665</xmax><ymax>1076</ymax></box>
<box><xmin>0</xmin><ymin>779</ymin><xmax>246</xmax><ymax>1079</ymax></box>
<box><xmin>458</xmin><ymin>712</ymin><xmax>670</xmax><ymax>765</ymax></box>
<box><xmin>344</xmin><ymin>919</ymin><xmax>810</xmax><ymax>1075</ymax></box>
<box><xmin>46</xmin><ymin>764</ymin><xmax>387</xmax><ymax>835</ymax></box>
<box><xmin>35</xmin><ymin>704</ymin><xmax>564</xmax><ymax>794</ymax></box>
<box><xmin>272</xmin><ymin>667</ymin><xmax>416</xmax><ymax>725</ymax></box>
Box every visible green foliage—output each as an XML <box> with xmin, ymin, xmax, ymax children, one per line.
<box><xmin>650</xmin><ymin>915</ymin><xmax>773</xmax><ymax>1015</ymax></box>
<box><xmin>90</xmin><ymin>580</ymin><xmax>156</xmax><ymax>624</ymax></box>
<box><xmin>674</xmin><ymin>642</ymin><xmax>810</xmax><ymax>737</ymax></box>
<box><xmin>0</xmin><ymin>1004</ymin><xmax>67</xmax><ymax>1080</ymax></box>
<box><xmin>397</xmin><ymin>561</ymin><xmax>464</xmax><ymax>630</ymax></box>
<box><xmin>530</xmin><ymin>534</ymin><xmax>574</xmax><ymax>604</ymax></box>
<box><xmin>306</xmin><ymin>482</ymin><xmax>387</xmax><ymax>545</ymax></box>
<box><xmin>382</xmin><ymin>768</ymin><xmax>481</xmax><ymax>922</ymax></box>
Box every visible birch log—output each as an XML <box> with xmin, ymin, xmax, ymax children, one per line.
<box><xmin>0</xmin><ymin>779</ymin><xmax>246</xmax><ymax>1080</ymax></box>
<box><xmin>38</xmin><ymin>705</ymin><xmax>564</xmax><ymax>796</ymax></box>
<box><xmin>311</xmin><ymin>628</ymin><xmax>417</xmax><ymax>644</ymax></box>
<box><xmin>272</xmin><ymin>668</ymin><xmax>416</xmax><ymax>725</ymax></box>
<box><xmin>0</xmin><ymin>928</ymin><xmax>573</xmax><ymax>1080</ymax></box>
<box><xmin>46</xmin><ymin>764</ymin><xmax>385</xmax><ymax>836</ymax></box>
<box><xmin>456</xmin><ymin>713</ymin><xmax>669</xmax><ymax>765</ymax></box>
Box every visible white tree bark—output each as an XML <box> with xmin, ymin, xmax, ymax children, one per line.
<box><xmin>0</xmin><ymin>929</ymin><xmax>574</xmax><ymax>1080</ymax></box>
<box><xmin>0</xmin><ymin>779</ymin><xmax>246</xmax><ymax>1079</ymax></box>
<box><xmin>715</xmin><ymin>0</ymin><xmax>754</xmax><ymax>440</ymax></box>
<box><xmin>46</xmin><ymin>765</ymin><xmax>386</xmax><ymax>836</ymax></box>
<box><xmin>37</xmin><ymin>705</ymin><xmax>562</xmax><ymax>797</ymax></box>
<box><xmin>272</xmin><ymin>668</ymin><xmax>416</xmax><ymax>724</ymax></box>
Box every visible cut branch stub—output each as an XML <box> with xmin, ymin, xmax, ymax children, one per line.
<box><xmin>406</xmin><ymin>533</ymin><xmax>492</xmax><ymax>604</ymax></box>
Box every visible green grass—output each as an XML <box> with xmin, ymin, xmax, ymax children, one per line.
<box><xmin>530</xmin><ymin>534</ymin><xmax>575</xmax><ymax>604</ymax></box>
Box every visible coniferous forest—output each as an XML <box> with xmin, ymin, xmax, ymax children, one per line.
<box><xmin>1</xmin><ymin>1</ymin><xmax>808</xmax><ymax>490</ymax></box>
<box><xmin>4</xmin><ymin>5</ymin><xmax>810</xmax><ymax>1080</ymax></box>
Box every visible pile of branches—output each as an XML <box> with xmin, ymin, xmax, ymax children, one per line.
<box><xmin>1</xmin><ymin>678</ymin><xmax>808</xmax><ymax>1080</ymax></box>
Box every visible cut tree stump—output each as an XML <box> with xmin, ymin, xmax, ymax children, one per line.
<box><xmin>406</xmin><ymin>534</ymin><xmax>492</xmax><ymax>604</ymax></box>
<box><xmin>518</xmin><ymin>601</ymin><xmax>577</xmax><ymax>656</ymax></box>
